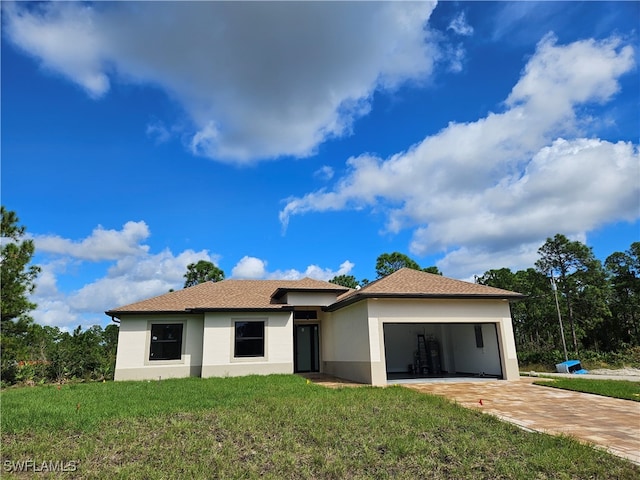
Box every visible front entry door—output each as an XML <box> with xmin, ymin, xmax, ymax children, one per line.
<box><xmin>294</xmin><ymin>324</ymin><xmax>319</xmax><ymax>372</ymax></box>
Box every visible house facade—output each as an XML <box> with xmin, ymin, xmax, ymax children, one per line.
<box><xmin>106</xmin><ymin>268</ymin><xmax>523</xmax><ymax>385</ymax></box>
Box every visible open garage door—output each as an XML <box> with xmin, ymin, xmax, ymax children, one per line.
<box><xmin>383</xmin><ymin>323</ymin><xmax>503</xmax><ymax>381</ymax></box>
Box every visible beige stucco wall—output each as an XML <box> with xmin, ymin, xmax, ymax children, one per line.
<box><xmin>449</xmin><ymin>323</ymin><xmax>502</xmax><ymax>376</ymax></box>
<box><xmin>369</xmin><ymin>298</ymin><xmax>511</xmax><ymax>321</ymax></box>
<box><xmin>285</xmin><ymin>292</ymin><xmax>338</xmax><ymax>306</ymax></box>
<box><xmin>322</xmin><ymin>301</ymin><xmax>374</xmax><ymax>384</ymax></box>
<box><xmin>113</xmin><ymin>297</ymin><xmax>520</xmax><ymax>385</ymax></box>
<box><xmin>114</xmin><ymin>314</ymin><xmax>204</xmax><ymax>381</ymax></box>
<box><xmin>200</xmin><ymin>311</ymin><xmax>293</xmax><ymax>378</ymax></box>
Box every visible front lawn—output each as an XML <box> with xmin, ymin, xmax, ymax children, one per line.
<box><xmin>2</xmin><ymin>375</ymin><xmax>638</xmax><ymax>479</ymax></box>
<box><xmin>534</xmin><ymin>377</ymin><xmax>640</xmax><ymax>401</ymax></box>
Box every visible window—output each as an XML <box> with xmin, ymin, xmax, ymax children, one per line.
<box><xmin>149</xmin><ymin>324</ymin><xmax>183</xmax><ymax>360</ymax></box>
<box><xmin>234</xmin><ymin>321</ymin><xmax>265</xmax><ymax>357</ymax></box>
<box><xmin>294</xmin><ymin>310</ymin><xmax>318</xmax><ymax>320</ymax></box>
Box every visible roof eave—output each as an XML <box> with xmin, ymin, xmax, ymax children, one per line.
<box><xmin>106</xmin><ymin>306</ymin><xmax>295</xmax><ymax>318</ymax></box>
<box><xmin>187</xmin><ymin>306</ymin><xmax>295</xmax><ymax>313</ymax></box>
<box><xmin>105</xmin><ymin>309</ymin><xmax>189</xmax><ymax>318</ymax></box>
<box><xmin>325</xmin><ymin>292</ymin><xmax>525</xmax><ymax>312</ymax></box>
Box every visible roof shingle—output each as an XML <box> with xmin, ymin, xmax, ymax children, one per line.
<box><xmin>105</xmin><ymin>269</ymin><xmax>523</xmax><ymax>317</ymax></box>
<box><xmin>106</xmin><ymin>278</ymin><xmax>351</xmax><ymax>315</ymax></box>
<box><xmin>361</xmin><ymin>268</ymin><xmax>520</xmax><ymax>296</ymax></box>
<box><xmin>330</xmin><ymin>268</ymin><xmax>523</xmax><ymax>309</ymax></box>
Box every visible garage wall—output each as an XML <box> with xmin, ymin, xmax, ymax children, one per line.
<box><xmin>383</xmin><ymin>323</ymin><xmax>445</xmax><ymax>373</ymax></box>
<box><xmin>369</xmin><ymin>298</ymin><xmax>509</xmax><ymax>321</ymax></box>
<box><xmin>201</xmin><ymin>311</ymin><xmax>293</xmax><ymax>378</ymax></box>
<box><xmin>322</xmin><ymin>301</ymin><xmax>373</xmax><ymax>384</ymax></box>
<box><xmin>449</xmin><ymin>323</ymin><xmax>502</xmax><ymax>376</ymax></box>
<box><xmin>114</xmin><ymin>314</ymin><xmax>204</xmax><ymax>381</ymax></box>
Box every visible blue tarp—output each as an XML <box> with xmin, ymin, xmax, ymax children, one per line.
<box><xmin>556</xmin><ymin>360</ymin><xmax>588</xmax><ymax>374</ymax></box>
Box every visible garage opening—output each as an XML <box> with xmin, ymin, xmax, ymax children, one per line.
<box><xmin>383</xmin><ymin>323</ymin><xmax>503</xmax><ymax>381</ymax></box>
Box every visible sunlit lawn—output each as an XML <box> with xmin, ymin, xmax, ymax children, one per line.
<box><xmin>2</xmin><ymin>375</ymin><xmax>639</xmax><ymax>479</ymax></box>
<box><xmin>534</xmin><ymin>377</ymin><xmax>640</xmax><ymax>401</ymax></box>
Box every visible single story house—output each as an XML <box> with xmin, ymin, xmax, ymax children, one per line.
<box><xmin>106</xmin><ymin>268</ymin><xmax>523</xmax><ymax>385</ymax></box>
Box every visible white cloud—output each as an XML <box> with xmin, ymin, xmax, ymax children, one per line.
<box><xmin>34</xmin><ymin>221</ymin><xmax>150</xmax><ymax>260</ymax></box>
<box><xmin>29</xmin><ymin>221</ymin><xmax>216</xmax><ymax>330</ymax></box>
<box><xmin>314</xmin><ymin>166</ymin><xmax>335</xmax><ymax>181</ymax></box>
<box><xmin>231</xmin><ymin>257</ymin><xmax>354</xmax><ymax>281</ymax></box>
<box><xmin>231</xmin><ymin>256</ymin><xmax>267</xmax><ymax>279</ymax></box>
<box><xmin>448</xmin><ymin>12</ymin><xmax>474</xmax><ymax>36</ymax></box>
<box><xmin>146</xmin><ymin>120</ymin><xmax>173</xmax><ymax>144</ymax></box>
<box><xmin>4</xmin><ymin>1</ymin><xmax>440</xmax><ymax>164</ymax></box>
<box><xmin>280</xmin><ymin>34</ymin><xmax>638</xmax><ymax>278</ymax></box>
<box><xmin>436</xmin><ymin>242</ymin><xmax>541</xmax><ymax>282</ymax></box>
<box><xmin>29</xmin><ymin>222</ymin><xmax>354</xmax><ymax>329</ymax></box>
<box><xmin>3</xmin><ymin>2</ymin><xmax>109</xmax><ymax>98</ymax></box>
<box><xmin>270</xmin><ymin>260</ymin><xmax>356</xmax><ymax>282</ymax></box>
<box><xmin>446</xmin><ymin>43</ymin><xmax>466</xmax><ymax>73</ymax></box>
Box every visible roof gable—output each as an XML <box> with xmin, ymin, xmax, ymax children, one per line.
<box><xmin>330</xmin><ymin>268</ymin><xmax>524</xmax><ymax>310</ymax></box>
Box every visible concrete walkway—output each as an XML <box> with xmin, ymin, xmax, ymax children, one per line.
<box><xmin>404</xmin><ymin>377</ymin><xmax>640</xmax><ymax>465</ymax></box>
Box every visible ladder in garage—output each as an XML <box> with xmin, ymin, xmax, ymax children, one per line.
<box><xmin>417</xmin><ymin>334</ymin><xmax>429</xmax><ymax>375</ymax></box>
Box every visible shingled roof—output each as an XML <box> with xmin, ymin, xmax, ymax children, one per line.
<box><xmin>105</xmin><ymin>277</ymin><xmax>351</xmax><ymax>316</ymax></box>
<box><xmin>106</xmin><ymin>268</ymin><xmax>523</xmax><ymax>318</ymax></box>
<box><xmin>328</xmin><ymin>268</ymin><xmax>524</xmax><ymax>311</ymax></box>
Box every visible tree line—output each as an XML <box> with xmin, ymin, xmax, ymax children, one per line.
<box><xmin>176</xmin><ymin>242</ymin><xmax>640</xmax><ymax>367</ymax></box>
<box><xmin>476</xmin><ymin>235</ymin><xmax>639</xmax><ymax>365</ymax></box>
<box><xmin>1</xmin><ymin>207</ymin><xmax>119</xmax><ymax>385</ymax></box>
<box><xmin>2</xmin><ymin>205</ymin><xmax>637</xmax><ymax>385</ymax></box>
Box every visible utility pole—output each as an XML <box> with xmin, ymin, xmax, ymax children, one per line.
<box><xmin>551</xmin><ymin>274</ymin><xmax>568</xmax><ymax>362</ymax></box>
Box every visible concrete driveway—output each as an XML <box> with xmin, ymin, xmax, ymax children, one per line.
<box><xmin>404</xmin><ymin>377</ymin><xmax>640</xmax><ymax>465</ymax></box>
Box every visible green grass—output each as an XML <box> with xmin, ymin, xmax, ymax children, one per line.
<box><xmin>534</xmin><ymin>377</ymin><xmax>640</xmax><ymax>401</ymax></box>
<box><xmin>2</xmin><ymin>375</ymin><xmax>639</xmax><ymax>479</ymax></box>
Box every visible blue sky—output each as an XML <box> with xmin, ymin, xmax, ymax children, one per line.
<box><xmin>2</xmin><ymin>1</ymin><xmax>638</xmax><ymax>331</ymax></box>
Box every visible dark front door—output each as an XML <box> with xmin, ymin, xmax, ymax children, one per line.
<box><xmin>294</xmin><ymin>324</ymin><xmax>319</xmax><ymax>373</ymax></box>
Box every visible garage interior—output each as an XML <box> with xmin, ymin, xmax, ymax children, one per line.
<box><xmin>383</xmin><ymin>323</ymin><xmax>504</xmax><ymax>382</ymax></box>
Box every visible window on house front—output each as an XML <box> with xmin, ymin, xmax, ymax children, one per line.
<box><xmin>234</xmin><ymin>321</ymin><xmax>265</xmax><ymax>357</ymax></box>
<box><xmin>149</xmin><ymin>324</ymin><xmax>183</xmax><ymax>360</ymax></box>
<box><xmin>294</xmin><ymin>310</ymin><xmax>318</xmax><ymax>320</ymax></box>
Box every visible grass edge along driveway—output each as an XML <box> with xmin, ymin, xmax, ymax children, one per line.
<box><xmin>533</xmin><ymin>376</ymin><xmax>640</xmax><ymax>401</ymax></box>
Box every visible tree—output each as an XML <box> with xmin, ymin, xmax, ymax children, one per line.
<box><xmin>1</xmin><ymin>207</ymin><xmax>41</xmax><ymax>383</ymax></box>
<box><xmin>329</xmin><ymin>275</ymin><xmax>359</xmax><ymax>289</ymax></box>
<box><xmin>13</xmin><ymin>323</ymin><xmax>121</xmax><ymax>384</ymax></box>
<box><xmin>475</xmin><ymin>268</ymin><xmax>518</xmax><ymax>291</ymax></box>
<box><xmin>1</xmin><ymin>207</ymin><xmax>40</xmax><ymax>322</ymax></box>
<box><xmin>535</xmin><ymin>234</ymin><xmax>603</xmax><ymax>354</ymax></box>
<box><xmin>512</xmin><ymin>268</ymin><xmax>559</xmax><ymax>350</ymax></box>
<box><xmin>422</xmin><ymin>266</ymin><xmax>442</xmax><ymax>275</ymax></box>
<box><xmin>605</xmin><ymin>242</ymin><xmax>640</xmax><ymax>347</ymax></box>
<box><xmin>375</xmin><ymin>252</ymin><xmax>421</xmax><ymax>278</ymax></box>
<box><xmin>183</xmin><ymin>260</ymin><xmax>225</xmax><ymax>288</ymax></box>
<box><xmin>477</xmin><ymin>266</ymin><xmax>568</xmax><ymax>361</ymax></box>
